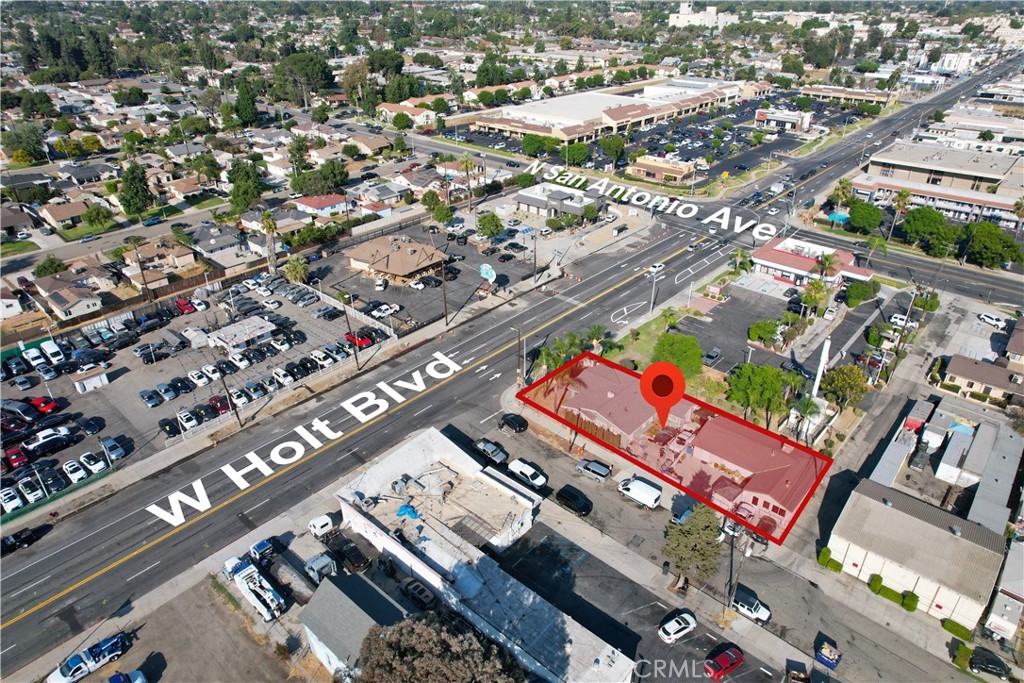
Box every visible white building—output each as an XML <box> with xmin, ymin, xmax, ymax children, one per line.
<box><xmin>985</xmin><ymin>541</ymin><xmax>1024</xmax><ymax>642</ymax></box>
<box><xmin>754</xmin><ymin>108</ymin><xmax>813</xmax><ymax>133</ymax></box>
<box><xmin>333</xmin><ymin>428</ymin><xmax>635</xmax><ymax>683</ymax></box>
<box><xmin>933</xmin><ymin>51</ymin><xmax>981</xmax><ymax>76</ymax></box>
<box><xmin>208</xmin><ymin>316</ymin><xmax>276</xmax><ymax>351</ymax></box>
<box><xmin>668</xmin><ymin>1</ymin><xmax>738</xmax><ymax>30</ymax></box>
<box><xmin>828</xmin><ymin>479</ymin><xmax>1006</xmax><ymax>630</ymax></box>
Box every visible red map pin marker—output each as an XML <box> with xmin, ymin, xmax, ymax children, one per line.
<box><xmin>640</xmin><ymin>362</ymin><xmax>687</xmax><ymax>430</ymax></box>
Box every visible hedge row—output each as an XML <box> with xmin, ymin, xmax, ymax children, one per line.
<box><xmin>940</xmin><ymin>382</ymin><xmax>962</xmax><ymax>393</ymax></box>
<box><xmin>826</xmin><ymin>558</ymin><xmax>843</xmax><ymax>573</ymax></box>
<box><xmin>878</xmin><ymin>585</ymin><xmax>902</xmax><ymax>604</ymax></box>
<box><xmin>943</xmin><ymin>619</ymin><xmax>974</xmax><ymax>641</ymax></box>
<box><xmin>868</xmin><ymin>575</ymin><xmax>918</xmax><ymax>611</ymax></box>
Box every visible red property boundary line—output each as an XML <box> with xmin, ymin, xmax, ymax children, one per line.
<box><xmin>515</xmin><ymin>351</ymin><xmax>832</xmax><ymax>545</ymax></box>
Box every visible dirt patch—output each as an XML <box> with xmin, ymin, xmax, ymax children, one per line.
<box><xmin>104</xmin><ymin>578</ymin><xmax>293</xmax><ymax>683</ymax></box>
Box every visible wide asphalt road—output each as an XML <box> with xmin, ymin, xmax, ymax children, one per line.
<box><xmin>0</xmin><ymin>216</ymin><xmax>737</xmax><ymax>674</ymax></box>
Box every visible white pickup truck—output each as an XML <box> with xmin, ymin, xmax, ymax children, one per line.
<box><xmin>48</xmin><ymin>633</ymin><xmax>128</xmax><ymax>683</ymax></box>
<box><xmin>473</xmin><ymin>438</ymin><xmax>508</xmax><ymax>465</ymax></box>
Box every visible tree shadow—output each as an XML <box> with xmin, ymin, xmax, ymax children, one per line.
<box><xmin>138</xmin><ymin>651</ymin><xmax>167</xmax><ymax>683</ymax></box>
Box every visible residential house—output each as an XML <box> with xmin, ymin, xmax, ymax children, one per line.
<box><xmin>122</xmin><ymin>236</ymin><xmax>197</xmax><ymax>271</ymax></box>
<box><xmin>47</xmin><ymin>286</ymin><xmax>101</xmax><ymax>321</ymax></box>
<box><xmin>124</xmin><ymin>266</ymin><xmax>170</xmax><ymax>291</ymax></box>
<box><xmin>39</xmin><ymin>201</ymin><xmax>90</xmax><ymax>229</ymax></box>
<box><xmin>347</xmin><ymin>134</ymin><xmax>390</xmax><ymax>157</ymax></box>
<box><xmin>360</xmin><ymin>201</ymin><xmax>392</xmax><ymax>219</ymax></box>
<box><xmin>351</xmin><ymin>181</ymin><xmax>410</xmax><ymax>205</ymax></box>
<box><xmin>250</xmin><ymin>129</ymin><xmax>294</xmax><ymax>146</ymax></box>
<box><xmin>166</xmin><ymin>176</ymin><xmax>204</xmax><ymax>201</ymax></box>
<box><xmin>0</xmin><ymin>286</ymin><xmax>23</xmax><ymax>319</ymax></box>
<box><xmin>1</xmin><ymin>204</ymin><xmax>35</xmax><ymax>232</ymax></box>
<box><xmin>375</xmin><ymin>102</ymin><xmax>437</xmax><ymax>128</ymax></box>
<box><xmin>292</xmin><ymin>194</ymin><xmax>355</xmax><ymax>218</ymax></box>
<box><xmin>401</xmin><ymin>93</ymin><xmax>457</xmax><ymax>110</ymax></box>
<box><xmin>190</xmin><ymin>223</ymin><xmax>247</xmax><ymax>259</ymax></box>
<box><xmin>300</xmin><ymin>574</ymin><xmax>407</xmax><ymax>678</ymax></box>
<box><xmin>34</xmin><ymin>267</ymin><xmax>113</xmax><ymax>298</ymax></box>
<box><xmin>309</xmin><ymin>143</ymin><xmax>349</xmax><ymax>167</ymax></box>
<box><xmin>943</xmin><ymin>356</ymin><xmax>1023</xmax><ymax>404</ymax></box>
<box><xmin>391</xmin><ymin>170</ymin><xmax>449</xmax><ymax>200</ymax></box>
<box><xmin>164</xmin><ymin>141</ymin><xmax>209</xmax><ymax>163</ymax></box>
<box><xmin>828</xmin><ymin>478</ymin><xmax>1005</xmax><ymax>629</ymax></box>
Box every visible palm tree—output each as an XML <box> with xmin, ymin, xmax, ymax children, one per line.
<box><xmin>831</xmin><ymin>178</ymin><xmax>853</xmax><ymax>227</ymax></box>
<box><xmin>815</xmin><ymin>253</ymin><xmax>837</xmax><ymax>279</ymax></box>
<box><xmin>554</xmin><ymin>332</ymin><xmax>584</xmax><ymax>362</ymax></box>
<box><xmin>792</xmin><ymin>395</ymin><xmax>821</xmax><ymax>444</ymax></box>
<box><xmin>535</xmin><ymin>345</ymin><xmax>563</xmax><ymax>378</ymax></box>
<box><xmin>282</xmin><ymin>254</ymin><xmax>308</xmax><ymax>283</ymax></box>
<box><xmin>732</xmin><ymin>248</ymin><xmax>752</xmax><ymax>274</ymax></box>
<box><xmin>864</xmin><ymin>235</ymin><xmax>887</xmax><ymax>266</ymax></box>
<box><xmin>260</xmin><ymin>210</ymin><xmax>279</xmax><ymax>274</ymax></box>
<box><xmin>887</xmin><ymin>189</ymin><xmax>911</xmax><ymax>242</ymax></box>
<box><xmin>459</xmin><ymin>152</ymin><xmax>479</xmax><ymax>213</ymax></box>
<box><xmin>584</xmin><ymin>324</ymin><xmax>609</xmax><ymax>355</ymax></box>
<box><xmin>801</xmin><ymin>279</ymin><xmax>827</xmax><ymax>316</ymax></box>
<box><xmin>660</xmin><ymin>307</ymin><xmax>679</xmax><ymax>331</ymax></box>
<box><xmin>1014</xmin><ymin>196</ymin><xmax>1024</xmax><ymax>240</ymax></box>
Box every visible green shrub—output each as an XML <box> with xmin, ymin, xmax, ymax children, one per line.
<box><xmin>868</xmin><ymin>574</ymin><xmax>883</xmax><ymax>594</ymax></box>
<box><xmin>836</xmin><ymin>433</ymin><xmax>846</xmax><ymax>442</ymax></box>
<box><xmin>940</xmin><ymin>382</ymin><xmax>962</xmax><ymax>393</ymax></box>
<box><xmin>845</xmin><ymin>280</ymin><xmax>879</xmax><ymax>307</ymax></box>
<box><xmin>942</xmin><ymin>619</ymin><xmax>973</xmax><ymax>641</ymax></box>
<box><xmin>878</xmin><ymin>585</ymin><xmax>902</xmax><ymax>604</ymax></box>
<box><xmin>826</xmin><ymin>558</ymin><xmax>843</xmax><ymax>572</ymax></box>
<box><xmin>818</xmin><ymin>547</ymin><xmax>832</xmax><ymax>566</ymax></box>
<box><xmin>954</xmin><ymin>643</ymin><xmax>973</xmax><ymax>669</ymax></box>
<box><xmin>901</xmin><ymin>592</ymin><xmax>918</xmax><ymax>612</ymax></box>
<box><xmin>969</xmin><ymin>391</ymin><xmax>992</xmax><ymax>402</ymax></box>
<box><xmin>914</xmin><ymin>291</ymin><xmax>940</xmax><ymax>312</ymax></box>
<box><xmin>989</xmin><ymin>397</ymin><xmax>1008</xmax><ymax>409</ymax></box>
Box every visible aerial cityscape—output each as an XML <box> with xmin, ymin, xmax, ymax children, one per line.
<box><xmin>0</xmin><ymin>2</ymin><xmax>1022</xmax><ymax>682</ymax></box>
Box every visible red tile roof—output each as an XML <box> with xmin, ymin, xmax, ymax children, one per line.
<box><xmin>295</xmin><ymin>193</ymin><xmax>349</xmax><ymax>210</ymax></box>
<box><xmin>752</xmin><ymin>238</ymin><xmax>872</xmax><ymax>280</ymax></box>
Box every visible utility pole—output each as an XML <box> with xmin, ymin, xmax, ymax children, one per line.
<box><xmin>219</xmin><ymin>372</ymin><xmax>244</xmax><ymax>428</ymax></box>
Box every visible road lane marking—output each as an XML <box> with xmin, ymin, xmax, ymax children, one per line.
<box><xmin>480</xmin><ymin>409</ymin><xmax>502</xmax><ymax>424</ymax></box>
<box><xmin>125</xmin><ymin>561</ymin><xmax>160</xmax><ymax>582</ymax></box>
<box><xmin>412</xmin><ymin>404</ymin><xmax>433</xmax><ymax>416</ymax></box>
<box><xmin>0</xmin><ymin>237</ymin><xmax>700</xmax><ymax>632</ymax></box>
<box><xmin>8</xmin><ymin>575</ymin><xmax>51</xmax><ymax>599</ymax></box>
<box><xmin>243</xmin><ymin>499</ymin><xmax>270</xmax><ymax>515</ymax></box>
<box><xmin>0</xmin><ymin>644</ymin><xmax>15</xmax><ymax>656</ymax></box>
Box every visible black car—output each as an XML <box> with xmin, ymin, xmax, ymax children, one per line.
<box><xmin>286</xmin><ymin>361</ymin><xmax>307</xmax><ymax>379</ymax></box>
<box><xmin>781</xmin><ymin>360</ymin><xmax>813</xmax><ymax>379</ymax></box>
<box><xmin>298</xmin><ymin>357</ymin><xmax>319</xmax><ymax>375</ymax></box>
<box><xmin>322</xmin><ymin>308</ymin><xmax>342</xmax><ymax>322</ymax></box>
<box><xmin>170</xmin><ymin>377</ymin><xmax>194</xmax><ymax>394</ymax></box>
<box><xmin>32</xmin><ymin>413</ymin><xmax>74</xmax><ymax>432</ymax></box>
<box><xmin>555</xmin><ymin>485</ymin><xmax>592</xmax><ymax>517</ymax></box>
<box><xmin>421</xmin><ymin>276</ymin><xmax>442</xmax><ymax>288</ymax></box>
<box><xmin>783</xmin><ymin>287</ymin><xmax>800</xmax><ymax>299</ymax></box>
<box><xmin>481</xmin><ymin>247</ymin><xmax>499</xmax><ymax>256</ymax></box>
<box><xmin>258</xmin><ymin>342</ymin><xmax>279</xmax><ymax>358</ymax></box>
<box><xmin>969</xmin><ymin>648</ymin><xmax>1010</xmax><ymax>680</ymax></box>
<box><xmin>286</xmin><ymin>329</ymin><xmax>307</xmax><ymax>345</ymax></box>
<box><xmin>498</xmin><ymin>253</ymin><xmax>515</xmax><ymax>263</ymax></box>
<box><xmin>336</xmin><ymin>539</ymin><xmax>371</xmax><ymax>573</ymax></box>
<box><xmin>1</xmin><ymin>528</ymin><xmax>39</xmax><ymax>556</ymax></box>
<box><xmin>499</xmin><ymin>413</ymin><xmax>528</xmax><ymax>433</ymax></box>
<box><xmin>76</xmin><ymin>416</ymin><xmax>102</xmax><ymax>435</ymax></box>
<box><xmin>39</xmin><ymin>468</ymin><xmax>68</xmax><ymax>495</ymax></box>
<box><xmin>158</xmin><ymin>418</ymin><xmax>180</xmax><ymax>437</ymax></box>
<box><xmin>194</xmin><ymin>404</ymin><xmax>217</xmax><ymax>421</ymax></box>
<box><xmin>106</xmin><ymin>335</ymin><xmax>136</xmax><ymax>351</ymax></box>
<box><xmin>445</xmin><ymin>265</ymin><xmax>461</xmax><ymax>275</ymax></box>
<box><xmin>242</xmin><ymin>348</ymin><xmax>264</xmax><ymax>364</ymax></box>
<box><xmin>360</xmin><ymin>326</ymin><xmax>388</xmax><ymax>343</ymax></box>
<box><xmin>141</xmin><ymin>351</ymin><xmax>169</xmax><ymax>365</ymax></box>
<box><xmin>216</xmin><ymin>359</ymin><xmax>238</xmax><ymax>375</ymax></box>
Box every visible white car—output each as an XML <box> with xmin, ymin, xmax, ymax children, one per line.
<box><xmin>865</xmin><ymin>132</ymin><xmax>874</xmax><ymax>139</ymax></box>
<box><xmin>262</xmin><ymin>298</ymin><xmax>282</xmax><ymax>310</ymax></box>
<box><xmin>507</xmin><ymin>458</ymin><xmax>548</xmax><ymax>489</ymax></box>
<box><xmin>229</xmin><ymin>388</ymin><xmax>250</xmax><ymax>406</ymax></box>
<box><xmin>202</xmin><ymin>364</ymin><xmax>222</xmax><ymax>381</ymax></box>
<box><xmin>242</xmin><ymin>279</ymin><xmax>259</xmax><ymax>290</ymax></box>
<box><xmin>191</xmin><ymin>298</ymin><xmax>209</xmax><ymax>311</ymax></box>
<box><xmin>229</xmin><ymin>352</ymin><xmax>251</xmax><ymax>369</ymax></box>
<box><xmin>658</xmin><ymin>612</ymin><xmax>698</xmax><ymax>644</ymax></box>
<box><xmin>978</xmin><ymin>312</ymin><xmax>1006</xmax><ymax>330</ymax></box>
<box><xmin>255</xmin><ymin>286</ymin><xmax>273</xmax><ymax>297</ymax></box>
<box><xmin>270</xmin><ymin>337</ymin><xmax>291</xmax><ymax>351</ymax></box>
<box><xmin>645</xmin><ymin>263</ymin><xmax>666</xmax><ymax>277</ymax></box>
<box><xmin>311</xmin><ymin>349</ymin><xmax>335</xmax><ymax>367</ymax></box>
<box><xmin>22</xmin><ymin>347</ymin><xmax>46</xmax><ymax>368</ymax></box>
<box><xmin>408</xmin><ymin>279</ymin><xmax>425</xmax><ymax>290</ymax></box>
<box><xmin>80</xmin><ymin>451</ymin><xmax>108</xmax><ymax>474</ymax></box>
<box><xmin>177</xmin><ymin>410</ymin><xmax>199</xmax><ymax>430</ymax></box>
<box><xmin>18</xmin><ymin>478</ymin><xmax>45</xmax><ymax>503</ymax></box>
<box><xmin>62</xmin><ymin>460</ymin><xmax>89</xmax><ymax>484</ymax></box>
<box><xmin>272</xmin><ymin>367</ymin><xmax>295</xmax><ymax>385</ymax></box>
<box><xmin>1</xmin><ymin>487</ymin><xmax>24</xmax><ymax>514</ymax></box>
<box><xmin>188</xmin><ymin>369</ymin><xmax>211</xmax><ymax>387</ymax></box>
<box><xmin>374</xmin><ymin>278</ymin><xmax>388</xmax><ymax>291</ymax></box>
<box><xmin>765</xmin><ymin>207</ymin><xmax>780</xmax><ymax>216</ymax></box>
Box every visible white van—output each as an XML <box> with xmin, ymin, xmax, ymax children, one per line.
<box><xmin>617</xmin><ymin>476</ymin><xmax>662</xmax><ymax>510</ymax></box>
<box><xmin>22</xmin><ymin>347</ymin><xmax>47</xmax><ymax>368</ymax></box>
<box><xmin>40</xmin><ymin>340</ymin><xmax>66</xmax><ymax>364</ymax></box>
<box><xmin>539</xmin><ymin>228</ymin><xmax>553</xmax><ymax>238</ymax></box>
<box><xmin>888</xmin><ymin>313</ymin><xmax>917</xmax><ymax>329</ymax></box>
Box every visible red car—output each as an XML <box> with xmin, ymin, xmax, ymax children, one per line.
<box><xmin>175</xmin><ymin>298</ymin><xmax>196</xmax><ymax>314</ymax></box>
<box><xmin>28</xmin><ymin>396</ymin><xmax>59</xmax><ymax>414</ymax></box>
<box><xmin>209</xmin><ymin>396</ymin><xmax>230</xmax><ymax>415</ymax></box>
<box><xmin>705</xmin><ymin>645</ymin><xmax>744</xmax><ymax>680</ymax></box>
<box><xmin>4</xmin><ymin>445</ymin><xmax>28</xmax><ymax>469</ymax></box>
<box><xmin>344</xmin><ymin>331</ymin><xmax>374</xmax><ymax>348</ymax></box>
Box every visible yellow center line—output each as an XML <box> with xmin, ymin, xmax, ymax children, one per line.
<box><xmin>1</xmin><ymin>241</ymin><xmax>697</xmax><ymax>632</ymax></box>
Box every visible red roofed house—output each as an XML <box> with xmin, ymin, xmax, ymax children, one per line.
<box><xmin>751</xmin><ymin>237</ymin><xmax>872</xmax><ymax>287</ymax></box>
<box><xmin>292</xmin><ymin>194</ymin><xmax>356</xmax><ymax>218</ymax></box>
<box><xmin>375</xmin><ymin>103</ymin><xmax>436</xmax><ymax>128</ymax></box>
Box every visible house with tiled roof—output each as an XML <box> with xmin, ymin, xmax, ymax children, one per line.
<box><xmin>751</xmin><ymin>236</ymin><xmax>873</xmax><ymax>287</ymax></box>
<box><xmin>375</xmin><ymin>102</ymin><xmax>436</xmax><ymax>127</ymax></box>
<box><xmin>347</xmin><ymin>134</ymin><xmax>390</xmax><ymax>156</ymax></box>
<box><xmin>292</xmin><ymin>194</ymin><xmax>356</xmax><ymax>218</ymax></box>
<box><xmin>122</xmin><ymin>236</ymin><xmax>197</xmax><ymax>271</ymax></box>
<box><xmin>166</xmin><ymin>176</ymin><xmax>204</xmax><ymax>200</ymax></box>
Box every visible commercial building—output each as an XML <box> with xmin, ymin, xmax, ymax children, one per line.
<box><xmin>828</xmin><ymin>478</ymin><xmax>1006</xmax><ymax>629</ymax></box>
<box><xmin>799</xmin><ymin>85</ymin><xmax>890</xmax><ymax>105</ymax></box>
<box><xmin>985</xmin><ymin>541</ymin><xmax>1024</xmax><ymax>642</ymax></box>
<box><xmin>514</xmin><ymin>182</ymin><xmax>607</xmax><ymax>218</ymax></box>
<box><xmin>625</xmin><ymin>155</ymin><xmax>697</xmax><ymax>185</ymax></box>
<box><xmin>667</xmin><ymin>1</ymin><xmax>739</xmax><ymax>29</ymax></box>
<box><xmin>750</xmin><ymin>237</ymin><xmax>873</xmax><ymax>287</ymax></box>
<box><xmin>208</xmin><ymin>316</ymin><xmax>276</xmax><ymax>351</ymax></box>
<box><xmin>345</xmin><ymin>235</ymin><xmax>447</xmax><ymax>281</ymax></box>
<box><xmin>974</xmin><ymin>73</ymin><xmax>1024</xmax><ymax>107</ymax></box>
<box><xmin>754</xmin><ymin>108</ymin><xmax>813</xmax><ymax>133</ymax></box>
<box><xmin>851</xmin><ymin>142</ymin><xmax>1024</xmax><ymax>229</ymax></box>
<box><xmin>915</xmin><ymin>104</ymin><xmax>1024</xmax><ymax>155</ymax></box>
<box><xmin>933</xmin><ymin>52</ymin><xmax>981</xmax><ymax>76</ymax></box>
<box><xmin>332</xmin><ymin>428</ymin><xmax>635</xmax><ymax>683</ymax></box>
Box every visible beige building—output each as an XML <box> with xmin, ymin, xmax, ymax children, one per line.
<box><xmin>942</xmin><ymin>323</ymin><xmax>1024</xmax><ymax>404</ymax></box>
<box><xmin>828</xmin><ymin>479</ymin><xmax>1006</xmax><ymax>629</ymax></box>
<box><xmin>626</xmin><ymin>155</ymin><xmax>696</xmax><ymax>185</ymax></box>
<box><xmin>47</xmin><ymin>286</ymin><xmax>101</xmax><ymax>321</ymax></box>
<box><xmin>800</xmin><ymin>85</ymin><xmax>890</xmax><ymax>105</ymax></box>
<box><xmin>852</xmin><ymin>142</ymin><xmax>1024</xmax><ymax>229</ymax></box>
<box><xmin>346</xmin><ymin>236</ymin><xmax>446</xmax><ymax>281</ymax></box>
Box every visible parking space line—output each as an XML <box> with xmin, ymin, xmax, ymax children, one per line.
<box><xmin>0</xmin><ymin>644</ymin><xmax>15</xmax><ymax>656</ymax></box>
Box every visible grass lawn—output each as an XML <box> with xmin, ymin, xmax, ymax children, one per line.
<box><xmin>4</xmin><ymin>160</ymin><xmax>47</xmax><ymax>171</ymax></box>
<box><xmin>0</xmin><ymin>240</ymin><xmax>41</xmax><ymax>258</ymax></box>
<box><xmin>187</xmin><ymin>196</ymin><xmax>224</xmax><ymax>211</ymax></box>
<box><xmin>140</xmin><ymin>205</ymin><xmax>183</xmax><ymax>220</ymax></box>
<box><xmin>58</xmin><ymin>220</ymin><xmax>120</xmax><ymax>241</ymax></box>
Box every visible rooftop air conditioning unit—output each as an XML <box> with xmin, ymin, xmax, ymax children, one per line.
<box><xmin>1011</xmin><ymin>374</ymin><xmax>1023</xmax><ymax>385</ymax></box>
<box><xmin>392</xmin><ymin>474</ymin><xmax>412</xmax><ymax>495</ymax></box>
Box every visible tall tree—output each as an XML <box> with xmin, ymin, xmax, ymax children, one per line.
<box><xmin>820</xmin><ymin>364</ymin><xmax>868</xmax><ymax>413</ymax></box>
<box><xmin>887</xmin><ymin>189</ymin><xmax>912</xmax><ymax>241</ymax></box>
<box><xmin>282</xmin><ymin>254</ymin><xmax>309</xmax><ymax>283</ymax></box>
<box><xmin>288</xmin><ymin>134</ymin><xmax>310</xmax><ymax>175</ymax></box>
<box><xmin>260</xmin><ymin>210</ymin><xmax>279</xmax><ymax>273</ymax></box>
<box><xmin>865</xmin><ymin>235</ymin><xmax>887</xmax><ymax>266</ymax></box>
<box><xmin>119</xmin><ymin>162</ymin><xmax>153</xmax><ymax>218</ymax></box>
<box><xmin>235</xmin><ymin>78</ymin><xmax>259</xmax><ymax>126</ymax></box>
<box><xmin>662</xmin><ymin>504</ymin><xmax>724</xmax><ymax>583</ymax></box>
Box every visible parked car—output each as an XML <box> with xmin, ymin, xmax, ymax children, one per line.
<box><xmin>658</xmin><ymin>611</ymin><xmax>698</xmax><ymax>644</ymax></box>
<box><xmin>80</xmin><ymin>451</ymin><xmax>108</xmax><ymax>474</ymax></box>
<box><xmin>555</xmin><ymin>484</ymin><xmax>592</xmax><ymax>516</ymax></box>
<box><xmin>498</xmin><ymin>413</ymin><xmax>528</xmax><ymax>433</ymax></box>
<box><xmin>100</xmin><ymin>436</ymin><xmax>125</xmax><ymax>460</ymax></box>
<box><xmin>705</xmin><ymin>646</ymin><xmax>744</xmax><ymax>680</ymax></box>
<box><xmin>399</xmin><ymin>577</ymin><xmax>436</xmax><ymax>610</ymax></box>
<box><xmin>507</xmin><ymin>459</ymin><xmax>547</xmax><ymax>490</ymax></box>
<box><xmin>62</xmin><ymin>459</ymin><xmax>89</xmax><ymax>484</ymax></box>
<box><xmin>969</xmin><ymin>647</ymin><xmax>1011</xmax><ymax>680</ymax></box>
